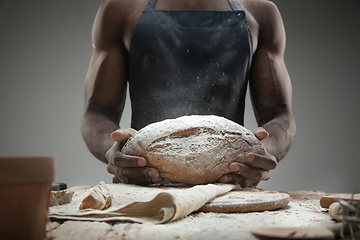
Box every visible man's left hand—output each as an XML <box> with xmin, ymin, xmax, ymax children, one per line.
<box><xmin>218</xmin><ymin>127</ymin><xmax>277</xmax><ymax>188</ymax></box>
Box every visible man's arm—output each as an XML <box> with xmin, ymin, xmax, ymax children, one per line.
<box><xmin>81</xmin><ymin>0</ymin><xmax>127</xmax><ymax>163</ymax></box>
<box><xmin>249</xmin><ymin>1</ymin><xmax>296</xmax><ymax>162</ymax></box>
<box><xmin>81</xmin><ymin>0</ymin><xmax>161</xmax><ymax>185</ymax></box>
<box><xmin>219</xmin><ymin>1</ymin><xmax>296</xmax><ymax>187</ymax></box>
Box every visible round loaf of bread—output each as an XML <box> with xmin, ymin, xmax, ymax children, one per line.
<box><xmin>121</xmin><ymin>115</ymin><xmax>268</xmax><ymax>184</ymax></box>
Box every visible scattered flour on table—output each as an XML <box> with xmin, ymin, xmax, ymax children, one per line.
<box><xmin>50</xmin><ymin>184</ymin><xmax>334</xmax><ymax>240</ymax></box>
<box><xmin>126</xmin><ymin>201</ymin><xmax>334</xmax><ymax>240</ymax></box>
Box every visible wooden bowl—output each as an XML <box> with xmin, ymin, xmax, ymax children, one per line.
<box><xmin>0</xmin><ymin>156</ymin><xmax>56</xmax><ymax>240</ymax></box>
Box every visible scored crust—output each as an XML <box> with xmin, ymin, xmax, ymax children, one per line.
<box><xmin>122</xmin><ymin>115</ymin><xmax>267</xmax><ymax>184</ymax></box>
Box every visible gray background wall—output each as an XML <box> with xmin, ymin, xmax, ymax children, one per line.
<box><xmin>0</xmin><ymin>0</ymin><xmax>359</xmax><ymax>193</ymax></box>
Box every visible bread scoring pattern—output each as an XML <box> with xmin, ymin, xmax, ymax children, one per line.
<box><xmin>122</xmin><ymin>115</ymin><xmax>267</xmax><ymax>184</ymax></box>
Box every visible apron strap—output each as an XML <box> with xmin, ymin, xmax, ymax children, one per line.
<box><xmin>145</xmin><ymin>0</ymin><xmax>157</xmax><ymax>10</ymax></box>
<box><xmin>227</xmin><ymin>0</ymin><xmax>242</xmax><ymax>11</ymax></box>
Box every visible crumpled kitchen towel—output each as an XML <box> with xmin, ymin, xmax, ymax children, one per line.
<box><xmin>48</xmin><ymin>183</ymin><xmax>236</xmax><ymax>224</ymax></box>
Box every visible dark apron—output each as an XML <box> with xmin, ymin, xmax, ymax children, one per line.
<box><xmin>128</xmin><ymin>0</ymin><xmax>253</xmax><ymax>130</ymax></box>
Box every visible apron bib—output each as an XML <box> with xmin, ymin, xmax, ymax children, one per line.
<box><xmin>129</xmin><ymin>0</ymin><xmax>253</xmax><ymax>130</ymax></box>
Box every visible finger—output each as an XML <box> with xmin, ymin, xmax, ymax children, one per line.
<box><xmin>124</xmin><ymin>167</ymin><xmax>160</xmax><ymax>183</ymax></box>
<box><xmin>251</xmin><ymin>127</ymin><xmax>269</xmax><ymax>141</ymax></box>
<box><xmin>229</xmin><ymin>162</ymin><xmax>271</xmax><ymax>183</ymax></box>
<box><xmin>113</xmin><ymin>153</ymin><xmax>147</xmax><ymax>168</ymax></box>
<box><xmin>108</xmin><ymin>164</ymin><xmax>161</xmax><ymax>185</ymax></box>
<box><xmin>106</xmin><ymin>142</ymin><xmax>148</xmax><ymax>167</ymax></box>
<box><xmin>218</xmin><ymin>174</ymin><xmax>254</xmax><ymax>188</ymax></box>
<box><xmin>118</xmin><ymin>167</ymin><xmax>161</xmax><ymax>185</ymax></box>
<box><xmin>111</xmin><ymin>128</ymin><xmax>137</xmax><ymax>142</ymax></box>
<box><xmin>245</xmin><ymin>153</ymin><xmax>277</xmax><ymax>170</ymax></box>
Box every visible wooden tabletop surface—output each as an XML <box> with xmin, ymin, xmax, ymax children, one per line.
<box><xmin>46</xmin><ymin>190</ymin><xmax>343</xmax><ymax>240</ymax></box>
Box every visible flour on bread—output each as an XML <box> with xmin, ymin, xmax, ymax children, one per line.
<box><xmin>122</xmin><ymin>115</ymin><xmax>267</xmax><ymax>184</ymax></box>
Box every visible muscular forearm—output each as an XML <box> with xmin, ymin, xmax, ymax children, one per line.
<box><xmin>260</xmin><ymin>113</ymin><xmax>296</xmax><ymax>162</ymax></box>
<box><xmin>81</xmin><ymin>110</ymin><xmax>119</xmax><ymax>163</ymax></box>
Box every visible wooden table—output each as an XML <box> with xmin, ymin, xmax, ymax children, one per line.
<box><xmin>46</xmin><ymin>190</ymin><xmax>341</xmax><ymax>240</ymax></box>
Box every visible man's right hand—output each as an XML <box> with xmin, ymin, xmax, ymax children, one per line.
<box><xmin>105</xmin><ymin>128</ymin><xmax>162</xmax><ymax>185</ymax></box>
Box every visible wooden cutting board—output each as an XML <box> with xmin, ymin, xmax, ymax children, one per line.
<box><xmin>198</xmin><ymin>190</ymin><xmax>290</xmax><ymax>213</ymax></box>
<box><xmin>320</xmin><ymin>193</ymin><xmax>360</xmax><ymax>208</ymax></box>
